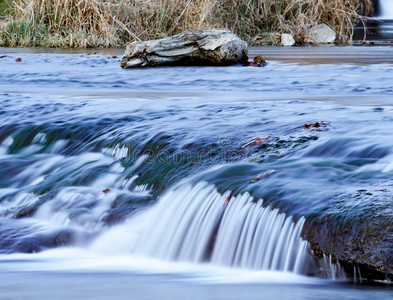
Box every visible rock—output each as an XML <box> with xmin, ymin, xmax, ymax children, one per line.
<box><xmin>302</xmin><ymin>188</ymin><xmax>393</xmax><ymax>281</ymax></box>
<box><xmin>55</xmin><ymin>230</ymin><xmax>74</xmax><ymax>246</ymax></box>
<box><xmin>0</xmin><ymin>16</ymin><xmax>11</xmax><ymax>29</ymax></box>
<box><xmin>244</xmin><ymin>55</ymin><xmax>266</xmax><ymax>67</ymax></box>
<box><xmin>307</xmin><ymin>24</ymin><xmax>336</xmax><ymax>44</ymax></box>
<box><xmin>121</xmin><ymin>30</ymin><xmax>248</xmax><ymax>68</ymax></box>
<box><xmin>281</xmin><ymin>34</ymin><xmax>295</xmax><ymax>46</ymax></box>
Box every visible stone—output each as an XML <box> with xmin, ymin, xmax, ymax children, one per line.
<box><xmin>0</xmin><ymin>16</ymin><xmax>11</xmax><ymax>29</ymax></box>
<box><xmin>120</xmin><ymin>30</ymin><xmax>248</xmax><ymax>68</ymax></box>
<box><xmin>245</xmin><ymin>55</ymin><xmax>266</xmax><ymax>67</ymax></box>
<box><xmin>303</xmin><ymin>187</ymin><xmax>393</xmax><ymax>281</ymax></box>
<box><xmin>281</xmin><ymin>33</ymin><xmax>295</xmax><ymax>46</ymax></box>
<box><xmin>307</xmin><ymin>24</ymin><xmax>336</xmax><ymax>44</ymax></box>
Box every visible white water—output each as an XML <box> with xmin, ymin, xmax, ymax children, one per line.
<box><xmin>379</xmin><ymin>0</ymin><xmax>393</xmax><ymax>19</ymax></box>
<box><xmin>92</xmin><ymin>182</ymin><xmax>313</xmax><ymax>275</ymax></box>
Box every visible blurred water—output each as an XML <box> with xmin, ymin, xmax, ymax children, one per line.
<box><xmin>378</xmin><ymin>0</ymin><xmax>393</xmax><ymax>19</ymax></box>
<box><xmin>0</xmin><ymin>47</ymin><xmax>393</xmax><ymax>297</ymax></box>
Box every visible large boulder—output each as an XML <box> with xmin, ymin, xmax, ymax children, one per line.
<box><xmin>120</xmin><ymin>30</ymin><xmax>248</xmax><ymax>68</ymax></box>
<box><xmin>306</xmin><ymin>24</ymin><xmax>336</xmax><ymax>44</ymax></box>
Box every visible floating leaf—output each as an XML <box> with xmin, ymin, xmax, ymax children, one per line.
<box><xmin>241</xmin><ymin>136</ymin><xmax>269</xmax><ymax>148</ymax></box>
<box><xmin>304</xmin><ymin>122</ymin><xmax>320</xmax><ymax>128</ymax></box>
<box><xmin>102</xmin><ymin>188</ymin><xmax>111</xmax><ymax>194</ymax></box>
<box><xmin>15</xmin><ymin>57</ymin><xmax>22</xmax><ymax>62</ymax></box>
<box><xmin>254</xmin><ymin>136</ymin><xmax>269</xmax><ymax>144</ymax></box>
<box><xmin>304</xmin><ymin>121</ymin><xmax>330</xmax><ymax>129</ymax></box>
<box><xmin>224</xmin><ymin>194</ymin><xmax>232</xmax><ymax>207</ymax></box>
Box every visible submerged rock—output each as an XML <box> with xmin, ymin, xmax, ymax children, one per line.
<box><xmin>120</xmin><ymin>30</ymin><xmax>248</xmax><ymax>68</ymax></box>
<box><xmin>306</xmin><ymin>24</ymin><xmax>336</xmax><ymax>44</ymax></box>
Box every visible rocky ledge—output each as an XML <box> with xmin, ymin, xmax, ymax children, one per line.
<box><xmin>303</xmin><ymin>186</ymin><xmax>393</xmax><ymax>282</ymax></box>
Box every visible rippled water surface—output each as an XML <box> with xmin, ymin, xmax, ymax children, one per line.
<box><xmin>0</xmin><ymin>47</ymin><xmax>393</xmax><ymax>299</ymax></box>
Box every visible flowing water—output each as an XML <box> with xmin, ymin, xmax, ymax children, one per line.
<box><xmin>0</xmin><ymin>47</ymin><xmax>393</xmax><ymax>299</ymax></box>
<box><xmin>353</xmin><ymin>0</ymin><xmax>393</xmax><ymax>43</ymax></box>
<box><xmin>379</xmin><ymin>0</ymin><xmax>393</xmax><ymax>19</ymax></box>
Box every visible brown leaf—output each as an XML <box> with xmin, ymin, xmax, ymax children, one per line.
<box><xmin>15</xmin><ymin>57</ymin><xmax>22</xmax><ymax>62</ymax></box>
<box><xmin>254</xmin><ymin>136</ymin><xmax>269</xmax><ymax>144</ymax></box>
<box><xmin>304</xmin><ymin>122</ymin><xmax>321</xmax><ymax>128</ymax></box>
<box><xmin>241</xmin><ymin>136</ymin><xmax>269</xmax><ymax>148</ymax></box>
<box><xmin>102</xmin><ymin>188</ymin><xmax>111</xmax><ymax>194</ymax></box>
<box><xmin>303</xmin><ymin>121</ymin><xmax>331</xmax><ymax>129</ymax></box>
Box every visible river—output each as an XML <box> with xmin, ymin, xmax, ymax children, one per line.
<box><xmin>0</xmin><ymin>46</ymin><xmax>393</xmax><ymax>299</ymax></box>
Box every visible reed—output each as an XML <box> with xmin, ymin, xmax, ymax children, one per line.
<box><xmin>0</xmin><ymin>0</ymin><xmax>373</xmax><ymax>47</ymax></box>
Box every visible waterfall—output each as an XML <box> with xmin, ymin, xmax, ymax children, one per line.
<box><xmin>379</xmin><ymin>0</ymin><xmax>393</xmax><ymax>19</ymax></box>
<box><xmin>92</xmin><ymin>181</ymin><xmax>314</xmax><ymax>275</ymax></box>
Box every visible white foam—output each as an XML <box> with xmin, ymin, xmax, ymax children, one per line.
<box><xmin>0</xmin><ymin>248</ymin><xmax>321</xmax><ymax>285</ymax></box>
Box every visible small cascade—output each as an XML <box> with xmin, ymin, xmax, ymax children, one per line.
<box><xmin>0</xmin><ymin>133</ymin><xmax>151</xmax><ymax>237</ymax></box>
<box><xmin>93</xmin><ymin>182</ymin><xmax>314</xmax><ymax>275</ymax></box>
<box><xmin>320</xmin><ymin>254</ymin><xmax>346</xmax><ymax>280</ymax></box>
<box><xmin>378</xmin><ymin>0</ymin><xmax>393</xmax><ymax>19</ymax></box>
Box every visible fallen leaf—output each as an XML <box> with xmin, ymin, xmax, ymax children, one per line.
<box><xmin>0</xmin><ymin>55</ymin><xmax>7</xmax><ymax>58</ymax></box>
<box><xmin>102</xmin><ymin>188</ymin><xmax>111</xmax><ymax>194</ymax></box>
<box><xmin>304</xmin><ymin>122</ymin><xmax>320</xmax><ymax>128</ymax></box>
<box><xmin>15</xmin><ymin>57</ymin><xmax>22</xmax><ymax>62</ymax></box>
<box><xmin>254</xmin><ymin>136</ymin><xmax>269</xmax><ymax>144</ymax></box>
<box><xmin>111</xmin><ymin>55</ymin><xmax>117</xmax><ymax>59</ymax></box>
<box><xmin>224</xmin><ymin>194</ymin><xmax>232</xmax><ymax>206</ymax></box>
<box><xmin>304</xmin><ymin>121</ymin><xmax>330</xmax><ymax>129</ymax></box>
<box><xmin>241</xmin><ymin>136</ymin><xmax>269</xmax><ymax>148</ymax></box>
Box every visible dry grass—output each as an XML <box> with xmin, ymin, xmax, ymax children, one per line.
<box><xmin>0</xmin><ymin>0</ymin><xmax>373</xmax><ymax>48</ymax></box>
<box><xmin>0</xmin><ymin>0</ymin><xmax>118</xmax><ymax>47</ymax></box>
<box><xmin>215</xmin><ymin>0</ymin><xmax>373</xmax><ymax>44</ymax></box>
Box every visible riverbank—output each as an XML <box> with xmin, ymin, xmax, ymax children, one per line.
<box><xmin>0</xmin><ymin>0</ymin><xmax>372</xmax><ymax>48</ymax></box>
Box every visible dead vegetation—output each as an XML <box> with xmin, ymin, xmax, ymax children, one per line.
<box><xmin>0</xmin><ymin>0</ymin><xmax>373</xmax><ymax>47</ymax></box>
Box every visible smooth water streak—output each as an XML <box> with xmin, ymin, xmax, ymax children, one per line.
<box><xmin>92</xmin><ymin>182</ymin><xmax>314</xmax><ymax>275</ymax></box>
